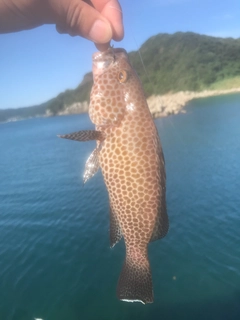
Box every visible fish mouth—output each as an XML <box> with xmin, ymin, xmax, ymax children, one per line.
<box><xmin>92</xmin><ymin>48</ymin><xmax>128</xmax><ymax>74</ymax></box>
<box><xmin>92</xmin><ymin>47</ymin><xmax>127</xmax><ymax>61</ymax></box>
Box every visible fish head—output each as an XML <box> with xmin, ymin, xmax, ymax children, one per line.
<box><xmin>89</xmin><ymin>48</ymin><xmax>138</xmax><ymax>127</ymax></box>
<box><xmin>92</xmin><ymin>48</ymin><xmax>130</xmax><ymax>77</ymax></box>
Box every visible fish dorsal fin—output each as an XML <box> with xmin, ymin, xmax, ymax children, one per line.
<box><xmin>58</xmin><ymin>130</ymin><xmax>104</xmax><ymax>142</ymax></box>
<box><xmin>83</xmin><ymin>147</ymin><xmax>100</xmax><ymax>183</ymax></box>
<box><xmin>109</xmin><ymin>204</ymin><xmax>122</xmax><ymax>248</ymax></box>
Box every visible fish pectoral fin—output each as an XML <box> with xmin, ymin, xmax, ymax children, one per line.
<box><xmin>109</xmin><ymin>205</ymin><xmax>122</xmax><ymax>248</ymax></box>
<box><xmin>58</xmin><ymin>130</ymin><xmax>104</xmax><ymax>142</ymax></box>
<box><xmin>83</xmin><ymin>147</ymin><xmax>100</xmax><ymax>184</ymax></box>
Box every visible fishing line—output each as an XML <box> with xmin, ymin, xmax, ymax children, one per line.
<box><xmin>127</xmin><ymin>1</ymin><xmax>189</xmax><ymax>148</ymax></box>
<box><xmin>109</xmin><ymin>1</ymin><xmax>147</xmax><ymax>78</ymax></box>
<box><xmin>109</xmin><ymin>0</ymin><xmax>187</xmax><ymax>149</ymax></box>
<box><xmin>165</xmin><ymin>115</ymin><xmax>187</xmax><ymax>148</ymax></box>
<box><xmin>124</xmin><ymin>0</ymin><xmax>166</xmax><ymax>111</ymax></box>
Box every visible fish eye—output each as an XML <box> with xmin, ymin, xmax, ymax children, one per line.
<box><xmin>117</xmin><ymin>70</ymin><xmax>129</xmax><ymax>83</ymax></box>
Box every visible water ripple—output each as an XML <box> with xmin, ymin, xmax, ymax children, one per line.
<box><xmin>1</xmin><ymin>100</ymin><xmax>240</xmax><ymax>319</ymax></box>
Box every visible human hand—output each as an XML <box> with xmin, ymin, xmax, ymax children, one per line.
<box><xmin>0</xmin><ymin>0</ymin><xmax>124</xmax><ymax>50</ymax></box>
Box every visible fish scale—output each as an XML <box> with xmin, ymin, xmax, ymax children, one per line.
<box><xmin>59</xmin><ymin>48</ymin><xmax>169</xmax><ymax>304</ymax></box>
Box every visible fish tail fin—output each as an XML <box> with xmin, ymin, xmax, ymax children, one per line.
<box><xmin>117</xmin><ymin>252</ymin><xmax>153</xmax><ymax>304</ymax></box>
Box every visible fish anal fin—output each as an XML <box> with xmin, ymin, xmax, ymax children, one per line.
<box><xmin>150</xmin><ymin>195</ymin><xmax>169</xmax><ymax>241</ymax></box>
<box><xmin>150</xmin><ymin>139</ymin><xmax>169</xmax><ymax>242</ymax></box>
<box><xmin>110</xmin><ymin>205</ymin><xmax>122</xmax><ymax>248</ymax></box>
<box><xmin>58</xmin><ymin>130</ymin><xmax>104</xmax><ymax>142</ymax></box>
<box><xmin>83</xmin><ymin>148</ymin><xmax>100</xmax><ymax>183</ymax></box>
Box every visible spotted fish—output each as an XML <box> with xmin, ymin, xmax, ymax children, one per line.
<box><xmin>59</xmin><ymin>48</ymin><xmax>169</xmax><ymax>304</ymax></box>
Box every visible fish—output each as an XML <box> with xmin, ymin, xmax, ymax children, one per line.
<box><xmin>59</xmin><ymin>48</ymin><xmax>169</xmax><ymax>304</ymax></box>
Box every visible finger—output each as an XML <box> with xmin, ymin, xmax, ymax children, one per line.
<box><xmin>90</xmin><ymin>0</ymin><xmax>124</xmax><ymax>41</ymax></box>
<box><xmin>52</xmin><ymin>0</ymin><xmax>112</xmax><ymax>43</ymax></box>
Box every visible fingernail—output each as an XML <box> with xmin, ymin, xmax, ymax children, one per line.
<box><xmin>89</xmin><ymin>20</ymin><xmax>112</xmax><ymax>43</ymax></box>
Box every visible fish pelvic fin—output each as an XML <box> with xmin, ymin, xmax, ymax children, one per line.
<box><xmin>109</xmin><ymin>205</ymin><xmax>122</xmax><ymax>248</ymax></box>
<box><xmin>83</xmin><ymin>147</ymin><xmax>100</xmax><ymax>184</ymax></box>
<box><xmin>117</xmin><ymin>252</ymin><xmax>153</xmax><ymax>304</ymax></box>
<box><xmin>58</xmin><ymin>130</ymin><xmax>104</xmax><ymax>142</ymax></box>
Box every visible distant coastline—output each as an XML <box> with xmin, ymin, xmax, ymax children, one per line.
<box><xmin>2</xmin><ymin>88</ymin><xmax>240</xmax><ymax>123</ymax></box>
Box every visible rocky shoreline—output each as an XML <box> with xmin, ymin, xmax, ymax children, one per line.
<box><xmin>55</xmin><ymin>87</ymin><xmax>240</xmax><ymax>119</ymax></box>
<box><xmin>147</xmin><ymin>88</ymin><xmax>240</xmax><ymax>118</ymax></box>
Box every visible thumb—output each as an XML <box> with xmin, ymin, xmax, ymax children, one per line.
<box><xmin>52</xmin><ymin>0</ymin><xmax>112</xmax><ymax>43</ymax></box>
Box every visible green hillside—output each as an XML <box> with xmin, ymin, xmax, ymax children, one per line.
<box><xmin>1</xmin><ymin>32</ymin><xmax>240</xmax><ymax>122</ymax></box>
<box><xmin>47</xmin><ymin>32</ymin><xmax>240</xmax><ymax>114</ymax></box>
<box><xmin>129</xmin><ymin>32</ymin><xmax>240</xmax><ymax>96</ymax></box>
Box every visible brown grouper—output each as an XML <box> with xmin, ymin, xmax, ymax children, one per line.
<box><xmin>59</xmin><ymin>48</ymin><xmax>169</xmax><ymax>304</ymax></box>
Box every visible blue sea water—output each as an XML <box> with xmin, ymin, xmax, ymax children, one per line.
<box><xmin>0</xmin><ymin>93</ymin><xmax>240</xmax><ymax>320</ymax></box>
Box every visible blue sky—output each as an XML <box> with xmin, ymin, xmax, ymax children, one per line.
<box><xmin>0</xmin><ymin>0</ymin><xmax>240</xmax><ymax>109</ymax></box>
